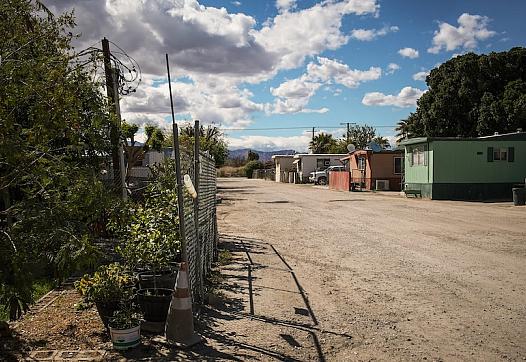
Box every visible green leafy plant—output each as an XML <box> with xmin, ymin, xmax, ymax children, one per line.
<box><xmin>75</xmin><ymin>263</ymin><xmax>134</xmax><ymax>305</ymax></box>
<box><xmin>244</xmin><ymin>160</ymin><xmax>265</xmax><ymax>178</ymax></box>
<box><xmin>109</xmin><ymin>305</ymin><xmax>141</xmax><ymax>330</ymax></box>
<box><xmin>0</xmin><ymin>0</ymin><xmax>118</xmax><ymax>319</ymax></box>
<box><xmin>116</xmin><ymin>159</ymin><xmax>181</xmax><ymax>292</ymax></box>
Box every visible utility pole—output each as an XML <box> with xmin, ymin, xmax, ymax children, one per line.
<box><xmin>102</xmin><ymin>38</ymin><xmax>121</xmax><ymax>190</ymax></box>
<box><xmin>340</xmin><ymin>122</ymin><xmax>356</xmax><ymax>144</ymax></box>
<box><xmin>111</xmin><ymin>68</ymin><xmax>127</xmax><ymax>201</ymax></box>
<box><xmin>311</xmin><ymin>127</ymin><xmax>316</xmax><ymax>154</ymax></box>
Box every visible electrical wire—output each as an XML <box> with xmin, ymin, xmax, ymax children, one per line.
<box><xmin>219</xmin><ymin>125</ymin><xmax>397</xmax><ymax>131</ymax></box>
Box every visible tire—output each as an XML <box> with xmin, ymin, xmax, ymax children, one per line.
<box><xmin>318</xmin><ymin>176</ymin><xmax>327</xmax><ymax>185</ymax></box>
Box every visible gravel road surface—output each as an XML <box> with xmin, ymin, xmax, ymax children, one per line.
<box><xmin>214</xmin><ymin>178</ymin><xmax>526</xmax><ymax>361</ymax></box>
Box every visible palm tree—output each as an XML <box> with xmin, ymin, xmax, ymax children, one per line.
<box><xmin>395</xmin><ymin>119</ymin><xmax>410</xmax><ymax>143</ymax></box>
<box><xmin>309</xmin><ymin>133</ymin><xmax>336</xmax><ymax>153</ymax></box>
<box><xmin>372</xmin><ymin>136</ymin><xmax>390</xmax><ymax>149</ymax></box>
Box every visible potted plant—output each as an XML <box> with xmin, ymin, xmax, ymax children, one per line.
<box><xmin>117</xmin><ymin>191</ymin><xmax>181</xmax><ymax>324</ymax></box>
<box><xmin>108</xmin><ymin>306</ymin><xmax>141</xmax><ymax>350</ymax></box>
<box><xmin>75</xmin><ymin>263</ymin><xmax>134</xmax><ymax>327</ymax></box>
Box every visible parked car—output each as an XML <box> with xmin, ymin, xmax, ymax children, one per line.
<box><xmin>309</xmin><ymin>165</ymin><xmax>346</xmax><ymax>185</ymax></box>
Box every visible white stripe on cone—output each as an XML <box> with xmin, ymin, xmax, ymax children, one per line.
<box><xmin>176</xmin><ymin>270</ymin><xmax>189</xmax><ymax>289</ymax></box>
<box><xmin>171</xmin><ymin>296</ymin><xmax>192</xmax><ymax>310</ymax></box>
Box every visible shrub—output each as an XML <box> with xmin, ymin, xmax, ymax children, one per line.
<box><xmin>75</xmin><ymin>263</ymin><xmax>134</xmax><ymax>305</ymax></box>
<box><xmin>244</xmin><ymin>161</ymin><xmax>265</xmax><ymax>178</ymax></box>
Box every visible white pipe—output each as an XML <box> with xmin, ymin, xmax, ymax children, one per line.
<box><xmin>184</xmin><ymin>174</ymin><xmax>197</xmax><ymax>199</ymax></box>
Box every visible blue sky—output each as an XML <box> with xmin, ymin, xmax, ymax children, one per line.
<box><xmin>50</xmin><ymin>0</ymin><xmax>526</xmax><ymax>151</ymax></box>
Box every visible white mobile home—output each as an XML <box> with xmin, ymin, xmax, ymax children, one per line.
<box><xmin>272</xmin><ymin>155</ymin><xmax>296</xmax><ymax>182</ymax></box>
<box><xmin>293</xmin><ymin>154</ymin><xmax>347</xmax><ymax>183</ymax></box>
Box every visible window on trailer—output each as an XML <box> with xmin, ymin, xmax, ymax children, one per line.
<box><xmin>394</xmin><ymin>157</ymin><xmax>403</xmax><ymax>174</ymax></box>
<box><xmin>410</xmin><ymin>145</ymin><xmax>427</xmax><ymax>166</ymax></box>
<box><xmin>358</xmin><ymin>157</ymin><xmax>366</xmax><ymax>170</ymax></box>
<box><xmin>493</xmin><ymin>148</ymin><xmax>507</xmax><ymax>161</ymax></box>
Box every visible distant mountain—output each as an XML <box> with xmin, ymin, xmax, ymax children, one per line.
<box><xmin>228</xmin><ymin>148</ymin><xmax>296</xmax><ymax>162</ymax></box>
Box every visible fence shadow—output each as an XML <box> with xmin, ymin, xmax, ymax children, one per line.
<box><xmin>193</xmin><ymin>234</ymin><xmax>357</xmax><ymax>361</ymax></box>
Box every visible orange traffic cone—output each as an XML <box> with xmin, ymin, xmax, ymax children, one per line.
<box><xmin>165</xmin><ymin>261</ymin><xmax>202</xmax><ymax>347</ymax></box>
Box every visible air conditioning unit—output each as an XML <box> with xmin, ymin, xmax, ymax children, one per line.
<box><xmin>376</xmin><ymin>180</ymin><xmax>390</xmax><ymax>191</ymax></box>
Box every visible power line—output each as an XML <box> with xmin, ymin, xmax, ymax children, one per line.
<box><xmin>219</xmin><ymin>124</ymin><xmax>397</xmax><ymax>131</ymax></box>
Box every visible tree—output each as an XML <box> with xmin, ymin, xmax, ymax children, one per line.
<box><xmin>329</xmin><ymin>139</ymin><xmax>349</xmax><ymax>154</ymax></box>
<box><xmin>121</xmin><ymin>121</ymin><xmax>165</xmax><ymax>180</ymax></box>
<box><xmin>346</xmin><ymin>125</ymin><xmax>377</xmax><ymax>149</ymax></box>
<box><xmin>166</xmin><ymin>123</ymin><xmax>229</xmax><ymax>167</ymax></box>
<box><xmin>244</xmin><ymin>160</ymin><xmax>264</xmax><ymax>178</ymax></box>
<box><xmin>395</xmin><ymin>120</ymin><xmax>410</xmax><ymax>143</ymax></box>
<box><xmin>372</xmin><ymin>136</ymin><xmax>390</xmax><ymax>149</ymax></box>
<box><xmin>1</xmin><ymin>0</ymin><xmax>116</xmax><ymax>319</ymax></box>
<box><xmin>247</xmin><ymin>150</ymin><xmax>259</xmax><ymax>161</ymax></box>
<box><xmin>404</xmin><ymin>47</ymin><xmax>526</xmax><ymax>137</ymax></box>
<box><xmin>309</xmin><ymin>133</ymin><xmax>337</xmax><ymax>153</ymax></box>
<box><xmin>143</xmin><ymin>124</ymin><xmax>165</xmax><ymax>152</ymax></box>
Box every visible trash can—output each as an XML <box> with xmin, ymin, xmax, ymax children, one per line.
<box><xmin>512</xmin><ymin>187</ymin><xmax>525</xmax><ymax>206</ymax></box>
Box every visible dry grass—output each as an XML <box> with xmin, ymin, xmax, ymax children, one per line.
<box><xmin>217</xmin><ymin>166</ymin><xmax>245</xmax><ymax>177</ymax></box>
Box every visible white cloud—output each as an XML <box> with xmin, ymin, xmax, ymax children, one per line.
<box><xmin>48</xmin><ymin>0</ymin><xmax>380</xmax><ymax>129</ymax></box>
<box><xmin>386</xmin><ymin>63</ymin><xmax>400</xmax><ymax>75</ymax></box>
<box><xmin>276</xmin><ymin>0</ymin><xmax>296</xmax><ymax>13</ymax></box>
<box><xmin>362</xmin><ymin>86</ymin><xmax>425</xmax><ymax>108</ymax></box>
<box><xmin>428</xmin><ymin>13</ymin><xmax>496</xmax><ymax>54</ymax></box>
<box><xmin>232</xmin><ymin>1</ymin><xmax>241</xmax><ymax>6</ymax></box>
<box><xmin>412</xmin><ymin>71</ymin><xmax>429</xmax><ymax>81</ymax></box>
<box><xmin>398</xmin><ymin>47</ymin><xmax>419</xmax><ymax>59</ymax></box>
<box><xmin>270</xmin><ymin>76</ymin><xmax>324</xmax><ymax>114</ymax></box>
<box><xmin>306</xmin><ymin>57</ymin><xmax>382</xmax><ymax>87</ymax></box>
<box><xmin>270</xmin><ymin>57</ymin><xmax>381</xmax><ymax>114</ymax></box>
<box><xmin>227</xmin><ymin>134</ymin><xmax>312</xmax><ymax>152</ymax></box>
<box><xmin>350</xmin><ymin>25</ymin><xmax>399</xmax><ymax>41</ymax></box>
<box><xmin>255</xmin><ymin>0</ymin><xmax>380</xmax><ymax>70</ymax></box>
<box><xmin>343</xmin><ymin>0</ymin><xmax>380</xmax><ymax>17</ymax></box>
<box><xmin>228</xmin><ymin>126</ymin><xmax>345</xmax><ymax>152</ymax></box>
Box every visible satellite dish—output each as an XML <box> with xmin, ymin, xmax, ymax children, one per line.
<box><xmin>346</xmin><ymin>144</ymin><xmax>356</xmax><ymax>152</ymax></box>
<box><xmin>368</xmin><ymin>141</ymin><xmax>382</xmax><ymax>152</ymax></box>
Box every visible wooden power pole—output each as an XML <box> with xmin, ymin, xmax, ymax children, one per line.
<box><xmin>102</xmin><ymin>38</ymin><xmax>121</xmax><ymax>189</ymax></box>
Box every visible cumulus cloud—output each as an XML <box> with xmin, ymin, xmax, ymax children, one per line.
<box><xmin>47</xmin><ymin>0</ymin><xmax>380</xmax><ymax>129</ymax></box>
<box><xmin>276</xmin><ymin>0</ymin><xmax>296</xmax><ymax>13</ymax></box>
<box><xmin>428</xmin><ymin>13</ymin><xmax>496</xmax><ymax>54</ymax></box>
<box><xmin>412</xmin><ymin>71</ymin><xmax>429</xmax><ymax>81</ymax></box>
<box><xmin>270</xmin><ymin>57</ymin><xmax>381</xmax><ymax>113</ymax></box>
<box><xmin>362</xmin><ymin>86</ymin><xmax>425</xmax><ymax>108</ymax></box>
<box><xmin>228</xmin><ymin>134</ymin><xmax>312</xmax><ymax>152</ymax></box>
<box><xmin>228</xmin><ymin>126</ymin><xmax>345</xmax><ymax>152</ymax></box>
<box><xmin>398</xmin><ymin>47</ymin><xmax>419</xmax><ymax>59</ymax></box>
<box><xmin>386</xmin><ymin>63</ymin><xmax>400</xmax><ymax>75</ymax></box>
<box><xmin>306</xmin><ymin>57</ymin><xmax>382</xmax><ymax>87</ymax></box>
<box><xmin>255</xmin><ymin>0</ymin><xmax>380</xmax><ymax>70</ymax></box>
<box><xmin>350</xmin><ymin>25</ymin><xmax>399</xmax><ymax>41</ymax></box>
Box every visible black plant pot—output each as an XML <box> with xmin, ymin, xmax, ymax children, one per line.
<box><xmin>95</xmin><ymin>300</ymin><xmax>120</xmax><ymax>328</ymax></box>
<box><xmin>137</xmin><ymin>288</ymin><xmax>173</xmax><ymax>323</ymax></box>
<box><xmin>137</xmin><ymin>268</ymin><xmax>178</xmax><ymax>290</ymax></box>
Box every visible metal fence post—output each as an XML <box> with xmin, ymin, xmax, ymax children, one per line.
<box><xmin>193</xmin><ymin>120</ymin><xmax>204</xmax><ymax>302</ymax></box>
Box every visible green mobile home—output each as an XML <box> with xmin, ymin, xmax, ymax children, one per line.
<box><xmin>401</xmin><ymin>132</ymin><xmax>526</xmax><ymax>200</ymax></box>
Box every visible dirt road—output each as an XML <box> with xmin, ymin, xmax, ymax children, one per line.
<box><xmin>214</xmin><ymin>178</ymin><xmax>526</xmax><ymax>361</ymax></box>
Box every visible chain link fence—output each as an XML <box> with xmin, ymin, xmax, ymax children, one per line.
<box><xmin>122</xmin><ymin>147</ymin><xmax>217</xmax><ymax>305</ymax></box>
<box><xmin>180</xmin><ymin>150</ymin><xmax>217</xmax><ymax>305</ymax></box>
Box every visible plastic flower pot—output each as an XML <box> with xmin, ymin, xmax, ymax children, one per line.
<box><xmin>109</xmin><ymin>324</ymin><xmax>140</xmax><ymax>350</ymax></box>
<box><xmin>95</xmin><ymin>301</ymin><xmax>120</xmax><ymax>328</ymax></box>
<box><xmin>137</xmin><ymin>269</ymin><xmax>178</xmax><ymax>290</ymax></box>
<box><xmin>137</xmin><ymin>288</ymin><xmax>173</xmax><ymax>323</ymax></box>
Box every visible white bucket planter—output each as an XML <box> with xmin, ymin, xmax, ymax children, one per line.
<box><xmin>109</xmin><ymin>324</ymin><xmax>141</xmax><ymax>350</ymax></box>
